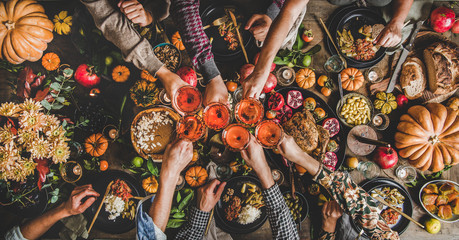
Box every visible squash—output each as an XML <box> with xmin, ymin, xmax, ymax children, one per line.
<box><xmin>112</xmin><ymin>65</ymin><xmax>130</xmax><ymax>83</ymax></box>
<box><xmin>0</xmin><ymin>0</ymin><xmax>54</xmax><ymax>64</ymax></box>
<box><xmin>295</xmin><ymin>68</ymin><xmax>315</xmax><ymax>89</ymax></box>
<box><xmin>374</xmin><ymin>92</ymin><xmax>397</xmax><ymax>114</ymax></box>
<box><xmin>340</xmin><ymin>68</ymin><xmax>364</xmax><ymax>91</ymax></box>
<box><xmin>142</xmin><ymin>176</ymin><xmax>158</xmax><ymax>193</ymax></box>
<box><xmin>84</xmin><ymin>133</ymin><xmax>108</xmax><ymax>157</ymax></box>
<box><xmin>41</xmin><ymin>52</ymin><xmax>60</xmax><ymax>71</ymax></box>
<box><xmin>141</xmin><ymin>70</ymin><xmax>157</xmax><ymax>82</ymax></box>
<box><xmin>129</xmin><ymin>80</ymin><xmax>159</xmax><ymax>107</ymax></box>
<box><xmin>395</xmin><ymin>103</ymin><xmax>459</xmax><ymax>172</ymax></box>
<box><xmin>171</xmin><ymin>31</ymin><xmax>185</xmax><ymax>51</ymax></box>
<box><xmin>185</xmin><ymin>166</ymin><xmax>208</xmax><ymax>187</ymax></box>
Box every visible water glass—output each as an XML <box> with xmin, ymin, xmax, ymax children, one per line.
<box><xmin>357</xmin><ymin>161</ymin><xmax>381</xmax><ymax>179</ymax></box>
<box><xmin>324</xmin><ymin>55</ymin><xmax>345</xmax><ymax>73</ymax></box>
<box><xmin>396</xmin><ymin>165</ymin><xmax>417</xmax><ymax>183</ymax></box>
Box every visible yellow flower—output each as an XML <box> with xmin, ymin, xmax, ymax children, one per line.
<box><xmin>0</xmin><ymin>102</ymin><xmax>21</xmax><ymax>117</ymax></box>
<box><xmin>20</xmin><ymin>110</ymin><xmax>46</xmax><ymax>131</ymax></box>
<box><xmin>50</xmin><ymin>142</ymin><xmax>70</xmax><ymax>164</ymax></box>
<box><xmin>19</xmin><ymin>99</ymin><xmax>43</xmax><ymax>112</ymax></box>
<box><xmin>53</xmin><ymin>11</ymin><xmax>72</xmax><ymax>35</ymax></box>
<box><xmin>0</xmin><ymin>126</ymin><xmax>15</xmax><ymax>144</ymax></box>
<box><xmin>17</xmin><ymin>128</ymin><xmax>37</xmax><ymax>145</ymax></box>
<box><xmin>30</xmin><ymin>137</ymin><xmax>50</xmax><ymax>159</ymax></box>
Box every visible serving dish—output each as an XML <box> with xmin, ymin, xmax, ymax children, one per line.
<box><xmin>336</xmin><ymin>92</ymin><xmax>374</xmax><ymax>128</ymax></box>
<box><xmin>419</xmin><ymin>179</ymin><xmax>459</xmax><ymax>223</ymax></box>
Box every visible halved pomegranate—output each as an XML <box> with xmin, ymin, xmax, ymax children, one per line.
<box><xmin>287</xmin><ymin>90</ymin><xmax>303</xmax><ymax>109</ymax></box>
<box><xmin>322</xmin><ymin>118</ymin><xmax>340</xmax><ymax>137</ymax></box>
<box><xmin>323</xmin><ymin>152</ymin><xmax>338</xmax><ymax>171</ymax></box>
<box><xmin>276</xmin><ymin>105</ymin><xmax>292</xmax><ymax>123</ymax></box>
<box><xmin>267</xmin><ymin>92</ymin><xmax>285</xmax><ymax>111</ymax></box>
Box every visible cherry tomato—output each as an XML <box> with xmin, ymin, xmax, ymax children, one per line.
<box><xmin>321</xmin><ymin>87</ymin><xmax>332</xmax><ymax>97</ymax></box>
<box><xmin>301</xmin><ymin>29</ymin><xmax>314</xmax><ymax>43</ymax></box>
<box><xmin>226</xmin><ymin>81</ymin><xmax>238</xmax><ymax>92</ymax></box>
<box><xmin>100</xmin><ymin>160</ymin><xmax>109</xmax><ymax>171</ymax></box>
<box><xmin>317</xmin><ymin>75</ymin><xmax>328</xmax><ymax>87</ymax></box>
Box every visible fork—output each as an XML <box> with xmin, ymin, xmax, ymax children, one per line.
<box><xmin>203</xmin><ymin>16</ymin><xmax>228</xmax><ymax>30</ymax></box>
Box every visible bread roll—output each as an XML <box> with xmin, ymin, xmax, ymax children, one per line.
<box><xmin>400</xmin><ymin>57</ymin><xmax>426</xmax><ymax>100</ymax></box>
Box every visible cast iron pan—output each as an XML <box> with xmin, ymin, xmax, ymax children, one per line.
<box><xmin>351</xmin><ymin>177</ymin><xmax>413</xmax><ymax>237</ymax></box>
<box><xmin>201</xmin><ymin>3</ymin><xmax>253</xmax><ymax>63</ymax></box>
<box><xmin>84</xmin><ymin>170</ymin><xmax>145</xmax><ymax>234</ymax></box>
<box><xmin>215</xmin><ymin>175</ymin><xmax>268</xmax><ymax>234</ymax></box>
<box><xmin>325</xmin><ymin>6</ymin><xmax>386</xmax><ymax>69</ymax></box>
<box><xmin>264</xmin><ymin>87</ymin><xmax>346</xmax><ymax>172</ymax></box>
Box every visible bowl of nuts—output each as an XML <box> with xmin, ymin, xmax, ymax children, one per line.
<box><xmin>153</xmin><ymin>43</ymin><xmax>181</xmax><ymax>72</ymax></box>
<box><xmin>336</xmin><ymin>92</ymin><xmax>374</xmax><ymax>128</ymax></box>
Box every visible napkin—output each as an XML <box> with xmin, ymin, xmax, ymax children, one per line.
<box><xmin>59</xmin><ymin>214</ymin><xmax>88</xmax><ymax>240</ymax></box>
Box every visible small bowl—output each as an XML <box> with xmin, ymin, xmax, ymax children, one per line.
<box><xmin>282</xmin><ymin>191</ymin><xmax>309</xmax><ymax>223</ymax></box>
<box><xmin>336</xmin><ymin>92</ymin><xmax>374</xmax><ymax>128</ymax></box>
<box><xmin>419</xmin><ymin>180</ymin><xmax>459</xmax><ymax>223</ymax></box>
<box><xmin>153</xmin><ymin>43</ymin><xmax>182</xmax><ymax>72</ymax></box>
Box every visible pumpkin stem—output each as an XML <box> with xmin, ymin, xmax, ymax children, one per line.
<box><xmin>429</xmin><ymin>135</ymin><xmax>440</xmax><ymax>144</ymax></box>
<box><xmin>5</xmin><ymin>21</ymin><xmax>15</xmax><ymax>30</ymax></box>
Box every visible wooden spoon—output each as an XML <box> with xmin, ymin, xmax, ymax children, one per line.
<box><xmin>88</xmin><ymin>181</ymin><xmax>113</xmax><ymax>234</ymax></box>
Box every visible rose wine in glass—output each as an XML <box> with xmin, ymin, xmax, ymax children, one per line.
<box><xmin>222</xmin><ymin>124</ymin><xmax>250</xmax><ymax>151</ymax></box>
<box><xmin>203</xmin><ymin>102</ymin><xmax>231</xmax><ymax>131</ymax></box>
<box><xmin>255</xmin><ymin>120</ymin><xmax>283</xmax><ymax>148</ymax></box>
<box><xmin>176</xmin><ymin>115</ymin><xmax>206</xmax><ymax>142</ymax></box>
<box><xmin>235</xmin><ymin>98</ymin><xmax>264</xmax><ymax>127</ymax></box>
<box><xmin>174</xmin><ymin>86</ymin><xmax>202</xmax><ymax>114</ymax></box>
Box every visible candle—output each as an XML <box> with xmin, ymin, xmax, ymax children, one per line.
<box><xmin>108</xmin><ymin>129</ymin><xmax>118</xmax><ymax>139</ymax></box>
<box><xmin>372</xmin><ymin>115</ymin><xmax>383</xmax><ymax>127</ymax></box>
<box><xmin>368</xmin><ymin>70</ymin><xmax>378</xmax><ymax>82</ymax></box>
<box><xmin>282</xmin><ymin>69</ymin><xmax>293</xmax><ymax>79</ymax></box>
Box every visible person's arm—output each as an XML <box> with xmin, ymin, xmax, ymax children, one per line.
<box><xmin>374</xmin><ymin>0</ymin><xmax>413</xmax><ymax>47</ymax></box>
<box><xmin>148</xmin><ymin>139</ymin><xmax>193</xmax><ymax>231</ymax></box>
<box><xmin>278</xmin><ymin>136</ymin><xmax>399</xmax><ymax>240</ymax></box>
<box><xmin>118</xmin><ymin>0</ymin><xmax>153</xmax><ymax>27</ymax></box>
<box><xmin>243</xmin><ymin>0</ymin><xmax>309</xmax><ymax>98</ymax></box>
<box><xmin>245</xmin><ymin>0</ymin><xmax>286</xmax><ymax>42</ymax></box>
<box><xmin>175</xmin><ymin>179</ymin><xmax>226</xmax><ymax>240</ymax></box>
<box><xmin>241</xmin><ymin>137</ymin><xmax>299</xmax><ymax>239</ymax></box>
<box><xmin>18</xmin><ymin>185</ymin><xmax>99</xmax><ymax>240</ymax></box>
<box><xmin>315</xmin><ymin>201</ymin><xmax>342</xmax><ymax>240</ymax></box>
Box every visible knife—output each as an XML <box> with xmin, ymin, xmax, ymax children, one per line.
<box><xmin>337</xmin><ymin>72</ymin><xmax>344</xmax><ymax>100</ymax></box>
<box><xmin>227</xmin><ymin>10</ymin><xmax>249</xmax><ymax>63</ymax></box>
<box><xmin>386</xmin><ymin>20</ymin><xmax>424</xmax><ymax>93</ymax></box>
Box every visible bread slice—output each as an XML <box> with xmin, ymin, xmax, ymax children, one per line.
<box><xmin>423</xmin><ymin>42</ymin><xmax>459</xmax><ymax>95</ymax></box>
<box><xmin>371</xmin><ymin>24</ymin><xmax>385</xmax><ymax>40</ymax></box>
<box><xmin>400</xmin><ymin>57</ymin><xmax>427</xmax><ymax>100</ymax></box>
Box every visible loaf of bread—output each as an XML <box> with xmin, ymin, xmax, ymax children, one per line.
<box><xmin>400</xmin><ymin>57</ymin><xmax>427</xmax><ymax>100</ymax></box>
<box><xmin>423</xmin><ymin>42</ymin><xmax>459</xmax><ymax>95</ymax></box>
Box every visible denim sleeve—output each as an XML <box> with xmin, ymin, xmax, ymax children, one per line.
<box><xmin>136</xmin><ymin>195</ymin><xmax>167</xmax><ymax>240</ymax></box>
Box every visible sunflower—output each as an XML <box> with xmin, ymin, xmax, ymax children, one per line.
<box><xmin>30</xmin><ymin>137</ymin><xmax>51</xmax><ymax>159</ymax></box>
<box><xmin>53</xmin><ymin>11</ymin><xmax>72</xmax><ymax>35</ymax></box>
<box><xmin>19</xmin><ymin>99</ymin><xmax>43</xmax><ymax>112</ymax></box>
<box><xmin>0</xmin><ymin>102</ymin><xmax>21</xmax><ymax>117</ymax></box>
<box><xmin>50</xmin><ymin>142</ymin><xmax>70</xmax><ymax>164</ymax></box>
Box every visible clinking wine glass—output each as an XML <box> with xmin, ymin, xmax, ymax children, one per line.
<box><xmin>222</xmin><ymin>124</ymin><xmax>250</xmax><ymax>152</ymax></box>
<box><xmin>176</xmin><ymin>115</ymin><xmax>206</xmax><ymax>142</ymax></box>
<box><xmin>255</xmin><ymin>120</ymin><xmax>283</xmax><ymax>149</ymax></box>
<box><xmin>203</xmin><ymin>102</ymin><xmax>231</xmax><ymax>131</ymax></box>
<box><xmin>173</xmin><ymin>85</ymin><xmax>202</xmax><ymax>114</ymax></box>
<box><xmin>234</xmin><ymin>98</ymin><xmax>264</xmax><ymax>127</ymax></box>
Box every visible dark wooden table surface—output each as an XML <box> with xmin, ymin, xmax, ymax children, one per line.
<box><xmin>0</xmin><ymin>0</ymin><xmax>458</xmax><ymax>239</ymax></box>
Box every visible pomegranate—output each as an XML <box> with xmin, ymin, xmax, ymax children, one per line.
<box><xmin>322</xmin><ymin>118</ymin><xmax>340</xmax><ymax>137</ymax></box>
<box><xmin>452</xmin><ymin>20</ymin><xmax>459</xmax><ymax>34</ymax></box>
<box><xmin>75</xmin><ymin>64</ymin><xmax>100</xmax><ymax>88</ymax></box>
<box><xmin>239</xmin><ymin>64</ymin><xmax>255</xmax><ymax>82</ymax></box>
<box><xmin>276</xmin><ymin>105</ymin><xmax>292</xmax><ymax>123</ymax></box>
<box><xmin>253</xmin><ymin>52</ymin><xmax>276</xmax><ymax>72</ymax></box>
<box><xmin>323</xmin><ymin>152</ymin><xmax>338</xmax><ymax>171</ymax></box>
<box><xmin>177</xmin><ymin>66</ymin><xmax>197</xmax><ymax>87</ymax></box>
<box><xmin>396</xmin><ymin>94</ymin><xmax>408</xmax><ymax>108</ymax></box>
<box><xmin>286</xmin><ymin>90</ymin><xmax>303</xmax><ymax>109</ymax></box>
<box><xmin>430</xmin><ymin>7</ymin><xmax>455</xmax><ymax>33</ymax></box>
<box><xmin>373</xmin><ymin>146</ymin><xmax>398</xmax><ymax>169</ymax></box>
<box><xmin>262</xmin><ymin>73</ymin><xmax>277</xmax><ymax>93</ymax></box>
<box><xmin>267</xmin><ymin>92</ymin><xmax>285</xmax><ymax>111</ymax></box>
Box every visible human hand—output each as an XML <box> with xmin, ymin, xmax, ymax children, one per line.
<box><xmin>321</xmin><ymin>200</ymin><xmax>343</xmax><ymax>233</ymax></box>
<box><xmin>156</xmin><ymin>66</ymin><xmax>189</xmax><ymax>115</ymax></box>
<box><xmin>245</xmin><ymin>14</ymin><xmax>272</xmax><ymax>42</ymax></box>
<box><xmin>242</xmin><ymin>71</ymin><xmax>269</xmax><ymax>99</ymax></box>
<box><xmin>373</xmin><ymin>21</ymin><xmax>403</xmax><ymax>48</ymax></box>
<box><xmin>203</xmin><ymin>75</ymin><xmax>228</xmax><ymax>106</ymax></box>
<box><xmin>62</xmin><ymin>184</ymin><xmax>100</xmax><ymax>217</ymax></box>
<box><xmin>277</xmin><ymin>135</ymin><xmax>306</xmax><ymax>164</ymax></box>
<box><xmin>241</xmin><ymin>136</ymin><xmax>274</xmax><ymax>189</ymax></box>
<box><xmin>161</xmin><ymin>139</ymin><xmax>193</xmax><ymax>177</ymax></box>
<box><xmin>118</xmin><ymin>0</ymin><xmax>153</xmax><ymax>27</ymax></box>
<box><xmin>197</xmin><ymin>179</ymin><xmax>226</xmax><ymax>212</ymax></box>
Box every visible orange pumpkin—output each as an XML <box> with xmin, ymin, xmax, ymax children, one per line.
<box><xmin>340</xmin><ymin>68</ymin><xmax>364</xmax><ymax>91</ymax></box>
<box><xmin>171</xmin><ymin>31</ymin><xmax>185</xmax><ymax>51</ymax></box>
<box><xmin>395</xmin><ymin>103</ymin><xmax>459</xmax><ymax>172</ymax></box>
<box><xmin>141</xmin><ymin>70</ymin><xmax>157</xmax><ymax>82</ymax></box>
<box><xmin>142</xmin><ymin>176</ymin><xmax>158</xmax><ymax>193</ymax></box>
<box><xmin>0</xmin><ymin>0</ymin><xmax>54</xmax><ymax>64</ymax></box>
<box><xmin>296</xmin><ymin>68</ymin><xmax>316</xmax><ymax>89</ymax></box>
<box><xmin>84</xmin><ymin>133</ymin><xmax>109</xmax><ymax>157</ymax></box>
<box><xmin>112</xmin><ymin>65</ymin><xmax>130</xmax><ymax>82</ymax></box>
<box><xmin>185</xmin><ymin>166</ymin><xmax>208</xmax><ymax>187</ymax></box>
<box><xmin>41</xmin><ymin>52</ymin><xmax>60</xmax><ymax>71</ymax></box>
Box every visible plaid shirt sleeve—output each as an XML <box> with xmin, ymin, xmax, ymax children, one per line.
<box><xmin>312</xmin><ymin>165</ymin><xmax>399</xmax><ymax>240</ymax></box>
<box><xmin>174</xmin><ymin>206</ymin><xmax>210</xmax><ymax>240</ymax></box>
<box><xmin>317</xmin><ymin>230</ymin><xmax>336</xmax><ymax>240</ymax></box>
<box><xmin>262</xmin><ymin>184</ymin><xmax>299</xmax><ymax>240</ymax></box>
<box><xmin>266</xmin><ymin>0</ymin><xmax>286</xmax><ymax>20</ymax></box>
<box><xmin>169</xmin><ymin>0</ymin><xmax>220</xmax><ymax>82</ymax></box>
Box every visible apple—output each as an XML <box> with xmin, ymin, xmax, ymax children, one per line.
<box><xmin>75</xmin><ymin>64</ymin><xmax>100</xmax><ymax>88</ymax></box>
<box><xmin>396</xmin><ymin>94</ymin><xmax>408</xmax><ymax>108</ymax></box>
<box><xmin>373</xmin><ymin>146</ymin><xmax>398</xmax><ymax>169</ymax></box>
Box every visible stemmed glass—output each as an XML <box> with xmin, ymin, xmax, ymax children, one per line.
<box><xmin>176</xmin><ymin>115</ymin><xmax>206</xmax><ymax>142</ymax></box>
<box><xmin>173</xmin><ymin>85</ymin><xmax>202</xmax><ymax>114</ymax></box>
<box><xmin>203</xmin><ymin>102</ymin><xmax>231</xmax><ymax>131</ymax></box>
<box><xmin>222</xmin><ymin>124</ymin><xmax>250</xmax><ymax>152</ymax></box>
<box><xmin>255</xmin><ymin>120</ymin><xmax>283</xmax><ymax>149</ymax></box>
<box><xmin>234</xmin><ymin>98</ymin><xmax>264</xmax><ymax>127</ymax></box>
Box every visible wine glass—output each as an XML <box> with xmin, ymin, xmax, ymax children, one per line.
<box><xmin>203</xmin><ymin>102</ymin><xmax>231</xmax><ymax>131</ymax></box>
<box><xmin>255</xmin><ymin>120</ymin><xmax>283</xmax><ymax>149</ymax></box>
<box><xmin>176</xmin><ymin>115</ymin><xmax>206</xmax><ymax>142</ymax></box>
<box><xmin>234</xmin><ymin>98</ymin><xmax>264</xmax><ymax>127</ymax></box>
<box><xmin>173</xmin><ymin>85</ymin><xmax>202</xmax><ymax>114</ymax></box>
<box><xmin>60</xmin><ymin>161</ymin><xmax>83</xmax><ymax>184</ymax></box>
<box><xmin>222</xmin><ymin>124</ymin><xmax>250</xmax><ymax>151</ymax></box>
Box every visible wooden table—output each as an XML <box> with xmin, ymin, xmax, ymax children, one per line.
<box><xmin>0</xmin><ymin>0</ymin><xmax>458</xmax><ymax>239</ymax></box>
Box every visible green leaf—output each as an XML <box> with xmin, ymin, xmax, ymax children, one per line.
<box><xmin>141</xmin><ymin>172</ymin><xmax>151</xmax><ymax>179</ymax></box>
<box><xmin>147</xmin><ymin>158</ymin><xmax>159</xmax><ymax>177</ymax></box>
<box><xmin>55</xmin><ymin>97</ymin><xmax>65</xmax><ymax>103</ymax></box>
<box><xmin>51</xmin><ymin>104</ymin><xmax>64</xmax><ymax>110</ymax></box>
<box><xmin>170</xmin><ymin>207</ymin><xmax>179</xmax><ymax>214</ymax></box>
<box><xmin>120</xmin><ymin>94</ymin><xmax>127</xmax><ymax>116</ymax></box>
<box><xmin>166</xmin><ymin>218</ymin><xmax>185</xmax><ymax>228</ymax></box>
<box><xmin>63</xmin><ymin>68</ymin><xmax>74</xmax><ymax>77</ymax></box>
<box><xmin>178</xmin><ymin>191</ymin><xmax>194</xmax><ymax>211</ymax></box>
<box><xmin>41</xmin><ymin>100</ymin><xmax>52</xmax><ymax>110</ymax></box>
<box><xmin>176</xmin><ymin>191</ymin><xmax>181</xmax><ymax>203</ymax></box>
<box><xmin>42</xmin><ymin>183</ymin><xmax>52</xmax><ymax>189</ymax></box>
<box><xmin>51</xmin><ymin>195</ymin><xmax>58</xmax><ymax>203</ymax></box>
<box><xmin>273</xmin><ymin>56</ymin><xmax>289</xmax><ymax>65</ymax></box>
<box><xmin>172</xmin><ymin>212</ymin><xmax>185</xmax><ymax>218</ymax></box>
<box><xmin>50</xmin><ymin>82</ymin><xmax>61</xmax><ymax>90</ymax></box>
<box><xmin>305</xmin><ymin>44</ymin><xmax>322</xmax><ymax>55</ymax></box>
